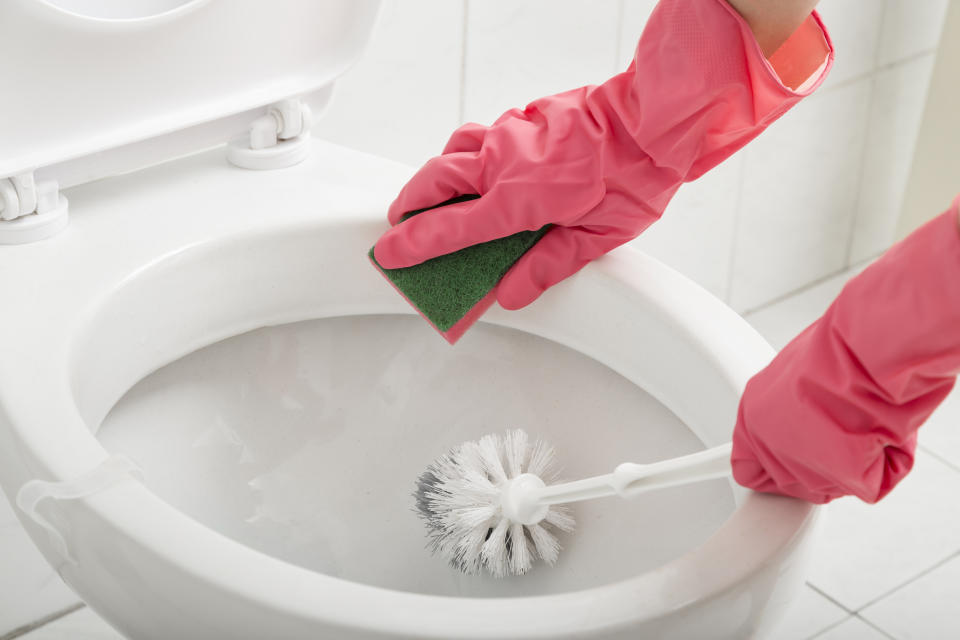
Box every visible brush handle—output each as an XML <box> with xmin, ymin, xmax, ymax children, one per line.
<box><xmin>533</xmin><ymin>443</ymin><xmax>733</xmax><ymax>507</ymax></box>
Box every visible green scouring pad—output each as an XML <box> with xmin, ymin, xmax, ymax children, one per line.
<box><xmin>369</xmin><ymin>195</ymin><xmax>549</xmax><ymax>344</ymax></box>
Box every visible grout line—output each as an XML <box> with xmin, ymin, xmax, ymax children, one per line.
<box><xmin>839</xmin><ymin>41</ymin><xmax>939</xmax><ymax>267</ymax></box>
<box><xmin>0</xmin><ymin>603</ymin><xmax>86</xmax><ymax>640</ymax></box>
<box><xmin>872</xmin><ymin>1</ymin><xmax>889</xmax><ymax>70</ymax></box>
<box><xmin>917</xmin><ymin>443</ymin><xmax>960</xmax><ymax>473</ymax></box>
<box><xmin>807</xmin><ymin>615</ymin><xmax>852</xmax><ymax>639</ymax></box>
<box><xmin>853</xmin><ymin>549</ymin><xmax>960</xmax><ymax>613</ymax></box>
<box><xmin>724</xmin><ymin>153</ymin><xmax>749</xmax><ymax>305</ymax></box>
<box><xmin>458</xmin><ymin>0</ymin><xmax>470</xmax><ymax>124</ymax></box>
<box><xmin>802</xmin><ymin>48</ymin><xmax>937</xmax><ymax>99</ymax></box>
<box><xmin>805</xmin><ymin>582</ymin><xmax>855</xmax><ymax>614</ymax></box>
<box><xmin>613</xmin><ymin>0</ymin><xmax>626</xmax><ymax>72</ymax></box>
<box><xmin>816</xmin><ymin>71</ymin><xmax>875</xmax><ymax>95</ymax></box>
<box><xmin>873</xmin><ymin>47</ymin><xmax>939</xmax><ymax>74</ymax></box>
<box><xmin>841</xmin><ymin>71</ymin><xmax>877</xmax><ymax>267</ymax></box>
<box><xmin>806</xmin><ymin>613</ymin><xmax>898</xmax><ymax>640</ymax></box>
<box><xmin>740</xmin><ymin>253</ymin><xmax>878</xmax><ymax>317</ymax></box>
<box><xmin>855</xmin><ymin>614</ymin><xmax>899</xmax><ymax>639</ymax></box>
<box><xmin>875</xmin><ymin>48</ymin><xmax>938</xmax><ymax>72</ymax></box>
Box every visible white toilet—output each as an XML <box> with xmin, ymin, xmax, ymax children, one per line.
<box><xmin>0</xmin><ymin>1</ymin><xmax>820</xmax><ymax>638</ymax></box>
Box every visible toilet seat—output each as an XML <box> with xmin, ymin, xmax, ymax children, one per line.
<box><xmin>0</xmin><ymin>139</ymin><xmax>818</xmax><ymax>638</ymax></box>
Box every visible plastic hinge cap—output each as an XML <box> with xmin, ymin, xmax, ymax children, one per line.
<box><xmin>0</xmin><ymin>172</ymin><xmax>69</xmax><ymax>245</ymax></box>
<box><xmin>227</xmin><ymin>98</ymin><xmax>314</xmax><ymax>170</ymax></box>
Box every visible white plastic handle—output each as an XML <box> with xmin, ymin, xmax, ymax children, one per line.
<box><xmin>502</xmin><ymin>444</ymin><xmax>733</xmax><ymax>524</ymax></box>
<box><xmin>610</xmin><ymin>442</ymin><xmax>732</xmax><ymax>498</ymax></box>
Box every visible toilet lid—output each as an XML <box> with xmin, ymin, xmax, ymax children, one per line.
<box><xmin>0</xmin><ymin>0</ymin><xmax>381</xmax><ymax>189</ymax></box>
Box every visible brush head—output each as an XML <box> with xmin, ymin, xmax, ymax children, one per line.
<box><xmin>413</xmin><ymin>429</ymin><xmax>575</xmax><ymax>578</ymax></box>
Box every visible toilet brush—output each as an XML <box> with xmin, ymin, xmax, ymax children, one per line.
<box><xmin>414</xmin><ymin>429</ymin><xmax>732</xmax><ymax>578</ymax></box>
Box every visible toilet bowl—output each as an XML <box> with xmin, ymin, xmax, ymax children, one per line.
<box><xmin>0</xmin><ymin>1</ymin><xmax>819</xmax><ymax>638</ymax></box>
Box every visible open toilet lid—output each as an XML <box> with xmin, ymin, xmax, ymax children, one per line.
<box><xmin>0</xmin><ymin>0</ymin><xmax>381</xmax><ymax>189</ymax></box>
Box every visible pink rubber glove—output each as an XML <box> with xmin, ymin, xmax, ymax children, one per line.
<box><xmin>732</xmin><ymin>196</ymin><xmax>960</xmax><ymax>504</ymax></box>
<box><xmin>374</xmin><ymin>0</ymin><xmax>832</xmax><ymax>310</ymax></box>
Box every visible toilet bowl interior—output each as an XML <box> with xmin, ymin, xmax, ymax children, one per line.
<box><xmin>95</xmin><ymin>313</ymin><xmax>736</xmax><ymax>597</ymax></box>
<box><xmin>55</xmin><ymin>203</ymin><xmax>762</xmax><ymax>599</ymax></box>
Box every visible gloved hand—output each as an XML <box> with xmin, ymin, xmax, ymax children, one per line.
<box><xmin>732</xmin><ymin>196</ymin><xmax>960</xmax><ymax>504</ymax></box>
<box><xmin>374</xmin><ymin>0</ymin><xmax>832</xmax><ymax>310</ymax></box>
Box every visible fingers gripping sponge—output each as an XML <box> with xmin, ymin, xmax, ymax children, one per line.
<box><xmin>369</xmin><ymin>195</ymin><xmax>549</xmax><ymax>344</ymax></box>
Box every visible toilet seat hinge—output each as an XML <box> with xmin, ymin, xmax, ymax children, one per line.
<box><xmin>16</xmin><ymin>455</ymin><xmax>144</xmax><ymax>566</ymax></box>
<box><xmin>227</xmin><ymin>98</ymin><xmax>314</xmax><ymax>171</ymax></box>
<box><xmin>0</xmin><ymin>172</ymin><xmax>70</xmax><ymax>245</ymax></box>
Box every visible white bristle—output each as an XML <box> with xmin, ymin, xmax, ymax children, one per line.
<box><xmin>414</xmin><ymin>429</ymin><xmax>575</xmax><ymax>578</ymax></box>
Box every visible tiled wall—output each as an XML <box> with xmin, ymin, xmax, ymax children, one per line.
<box><xmin>1</xmin><ymin>1</ymin><xmax>949</xmax><ymax>636</ymax></box>
<box><xmin>317</xmin><ymin>0</ymin><xmax>949</xmax><ymax>312</ymax></box>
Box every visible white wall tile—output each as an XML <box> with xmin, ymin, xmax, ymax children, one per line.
<box><xmin>0</xmin><ymin>495</ymin><xmax>79</xmax><ymax>636</ymax></box>
<box><xmin>313</xmin><ymin>0</ymin><xmax>465</xmax><ymax>167</ymax></box>
<box><xmin>764</xmin><ymin>585</ymin><xmax>848</xmax><ymax>640</ymax></box>
<box><xmin>861</xmin><ymin>554</ymin><xmax>960</xmax><ymax>640</ymax></box>
<box><xmin>877</xmin><ymin>0</ymin><xmax>949</xmax><ymax>66</ymax></box>
<box><xmin>806</xmin><ymin>450</ymin><xmax>960</xmax><ymax>611</ymax></box>
<box><xmin>813</xmin><ymin>615</ymin><xmax>891</xmax><ymax>640</ymax></box>
<box><xmin>729</xmin><ymin>79</ymin><xmax>872</xmax><ymax>312</ymax></box>
<box><xmin>631</xmin><ymin>152</ymin><xmax>743</xmax><ymax>301</ymax></box>
<box><xmin>815</xmin><ymin>1</ymin><xmax>884</xmax><ymax>89</ymax></box>
<box><xmin>463</xmin><ymin>0</ymin><xmax>621</xmax><ymax>125</ymax></box>
<box><xmin>849</xmin><ymin>54</ymin><xmax>937</xmax><ymax>263</ymax></box>
<box><xmin>744</xmin><ymin>263</ymin><xmax>866</xmax><ymax>350</ymax></box>
<box><xmin>20</xmin><ymin>606</ymin><xmax>122</xmax><ymax>640</ymax></box>
<box><xmin>617</xmin><ymin>0</ymin><xmax>659</xmax><ymax>68</ymax></box>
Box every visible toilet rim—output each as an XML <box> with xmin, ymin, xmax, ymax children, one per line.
<box><xmin>0</xmin><ymin>216</ymin><xmax>817</xmax><ymax>637</ymax></box>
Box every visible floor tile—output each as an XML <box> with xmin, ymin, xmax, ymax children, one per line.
<box><xmin>917</xmin><ymin>386</ymin><xmax>960</xmax><ymax>470</ymax></box>
<box><xmin>19</xmin><ymin>606</ymin><xmax>121</xmax><ymax>640</ymax></box>
<box><xmin>812</xmin><ymin>615</ymin><xmax>892</xmax><ymax>640</ymax></box>
<box><xmin>764</xmin><ymin>585</ymin><xmax>848</xmax><ymax>640</ymax></box>
<box><xmin>805</xmin><ymin>450</ymin><xmax>960</xmax><ymax>611</ymax></box>
<box><xmin>861</xmin><ymin>553</ymin><xmax>960</xmax><ymax>640</ymax></box>
<box><xmin>0</xmin><ymin>495</ymin><xmax>79</xmax><ymax>636</ymax></box>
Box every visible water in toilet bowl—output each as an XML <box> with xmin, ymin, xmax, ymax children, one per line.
<box><xmin>95</xmin><ymin>315</ymin><xmax>735</xmax><ymax>598</ymax></box>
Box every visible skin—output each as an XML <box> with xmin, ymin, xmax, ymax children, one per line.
<box><xmin>725</xmin><ymin>0</ymin><xmax>823</xmax><ymax>57</ymax></box>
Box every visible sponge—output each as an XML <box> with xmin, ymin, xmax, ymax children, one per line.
<box><xmin>369</xmin><ymin>195</ymin><xmax>549</xmax><ymax>344</ymax></box>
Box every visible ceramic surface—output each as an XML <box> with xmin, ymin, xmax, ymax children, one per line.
<box><xmin>0</xmin><ymin>140</ymin><xmax>818</xmax><ymax>639</ymax></box>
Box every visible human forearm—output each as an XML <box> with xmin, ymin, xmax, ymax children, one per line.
<box><xmin>732</xmin><ymin>195</ymin><xmax>960</xmax><ymax>503</ymax></box>
<box><xmin>724</xmin><ymin>0</ymin><xmax>823</xmax><ymax>56</ymax></box>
